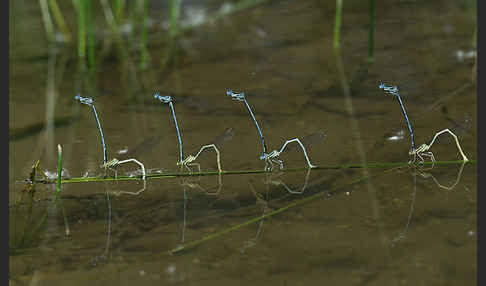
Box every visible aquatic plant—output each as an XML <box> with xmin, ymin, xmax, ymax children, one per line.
<box><xmin>56</xmin><ymin>144</ymin><xmax>63</xmax><ymax>194</ymax></box>
<box><xmin>139</xmin><ymin>0</ymin><xmax>149</xmax><ymax>69</ymax></box>
<box><xmin>368</xmin><ymin>0</ymin><xmax>375</xmax><ymax>62</ymax></box>
<box><xmin>57</xmin><ymin>145</ymin><xmax>71</xmax><ymax>236</ymax></box>
<box><xmin>333</xmin><ymin>0</ymin><xmax>343</xmax><ymax>50</ymax></box>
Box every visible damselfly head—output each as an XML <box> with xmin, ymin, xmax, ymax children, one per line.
<box><xmin>379</xmin><ymin>83</ymin><xmax>399</xmax><ymax>95</ymax></box>
<box><xmin>226</xmin><ymin>89</ymin><xmax>245</xmax><ymax>101</ymax></box>
<box><xmin>75</xmin><ymin>94</ymin><xmax>94</xmax><ymax>105</ymax></box>
<box><xmin>154</xmin><ymin>93</ymin><xmax>172</xmax><ymax>104</ymax></box>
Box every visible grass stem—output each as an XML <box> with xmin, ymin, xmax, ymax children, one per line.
<box><xmin>169</xmin><ymin>0</ymin><xmax>181</xmax><ymax>38</ymax></box>
<box><xmin>33</xmin><ymin>159</ymin><xmax>474</xmax><ymax>185</ymax></box>
<box><xmin>47</xmin><ymin>0</ymin><xmax>72</xmax><ymax>43</ymax></box>
<box><xmin>56</xmin><ymin>144</ymin><xmax>62</xmax><ymax>194</ymax></box>
<box><xmin>86</xmin><ymin>0</ymin><xmax>95</xmax><ymax>69</ymax></box>
<box><xmin>333</xmin><ymin>0</ymin><xmax>342</xmax><ymax>50</ymax></box>
<box><xmin>139</xmin><ymin>0</ymin><xmax>149</xmax><ymax>69</ymax></box>
<box><xmin>39</xmin><ymin>0</ymin><xmax>55</xmax><ymax>42</ymax></box>
<box><xmin>368</xmin><ymin>0</ymin><xmax>374</xmax><ymax>63</ymax></box>
<box><xmin>72</xmin><ymin>0</ymin><xmax>86</xmax><ymax>61</ymax></box>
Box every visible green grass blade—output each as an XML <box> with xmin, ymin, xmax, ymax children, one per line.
<box><xmin>368</xmin><ymin>0</ymin><xmax>375</xmax><ymax>63</ymax></box>
<box><xmin>39</xmin><ymin>0</ymin><xmax>55</xmax><ymax>42</ymax></box>
<box><xmin>86</xmin><ymin>0</ymin><xmax>95</xmax><ymax>69</ymax></box>
<box><xmin>139</xmin><ymin>0</ymin><xmax>149</xmax><ymax>69</ymax></box>
<box><xmin>333</xmin><ymin>0</ymin><xmax>343</xmax><ymax>50</ymax></box>
<box><xmin>56</xmin><ymin>144</ymin><xmax>63</xmax><ymax>194</ymax></box>
<box><xmin>47</xmin><ymin>0</ymin><xmax>72</xmax><ymax>43</ymax></box>
<box><xmin>72</xmin><ymin>0</ymin><xmax>86</xmax><ymax>61</ymax></box>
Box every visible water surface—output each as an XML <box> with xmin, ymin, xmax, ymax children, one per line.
<box><xmin>9</xmin><ymin>0</ymin><xmax>477</xmax><ymax>285</ymax></box>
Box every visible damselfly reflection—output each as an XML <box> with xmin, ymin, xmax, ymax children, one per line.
<box><xmin>180</xmin><ymin>173</ymin><xmax>223</xmax><ymax>196</ymax></box>
<box><xmin>178</xmin><ymin>189</ymin><xmax>188</xmax><ymax>245</ymax></box>
<box><xmin>240</xmin><ymin>179</ymin><xmax>271</xmax><ymax>254</ymax></box>
<box><xmin>112</xmin><ymin>179</ymin><xmax>147</xmax><ymax>196</ymax></box>
<box><xmin>391</xmin><ymin>161</ymin><xmax>467</xmax><ymax>247</ymax></box>
<box><xmin>263</xmin><ymin>168</ymin><xmax>312</xmax><ymax>195</ymax></box>
<box><xmin>90</xmin><ymin>192</ymin><xmax>112</xmax><ymax>266</ymax></box>
<box><xmin>414</xmin><ymin>161</ymin><xmax>466</xmax><ymax>191</ymax></box>
<box><xmin>391</xmin><ymin>172</ymin><xmax>416</xmax><ymax>247</ymax></box>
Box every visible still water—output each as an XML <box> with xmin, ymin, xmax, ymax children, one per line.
<box><xmin>9</xmin><ymin>0</ymin><xmax>476</xmax><ymax>285</ymax></box>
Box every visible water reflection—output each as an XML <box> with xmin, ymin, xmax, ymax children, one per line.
<box><xmin>90</xmin><ymin>192</ymin><xmax>112</xmax><ymax>266</ymax></box>
<box><xmin>10</xmin><ymin>0</ymin><xmax>476</xmax><ymax>284</ymax></box>
<box><xmin>10</xmin><ymin>162</ymin><xmax>48</xmax><ymax>255</ymax></box>
<box><xmin>10</xmin><ymin>161</ymin><xmax>71</xmax><ymax>255</ymax></box>
<box><xmin>180</xmin><ymin>173</ymin><xmax>223</xmax><ymax>196</ymax></box>
<box><xmin>391</xmin><ymin>161</ymin><xmax>467</xmax><ymax>248</ymax></box>
<box><xmin>112</xmin><ymin>179</ymin><xmax>148</xmax><ymax>196</ymax></box>
<box><xmin>263</xmin><ymin>168</ymin><xmax>311</xmax><ymax>195</ymax></box>
<box><xmin>391</xmin><ymin>171</ymin><xmax>417</xmax><ymax>247</ymax></box>
<box><xmin>240</xmin><ymin>179</ymin><xmax>270</xmax><ymax>254</ymax></box>
<box><xmin>415</xmin><ymin>161</ymin><xmax>466</xmax><ymax>191</ymax></box>
<box><xmin>9</xmin><ymin>160</ymin><xmax>475</xmax><ymax>285</ymax></box>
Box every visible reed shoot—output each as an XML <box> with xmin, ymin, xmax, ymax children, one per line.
<box><xmin>56</xmin><ymin>144</ymin><xmax>62</xmax><ymax>194</ymax></box>
<box><xmin>368</xmin><ymin>0</ymin><xmax>375</xmax><ymax>62</ymax></box>
<box><xmin>333</xmin><ymin>0</ymin><xmax>343</xmax><ymax>50</ymax></box>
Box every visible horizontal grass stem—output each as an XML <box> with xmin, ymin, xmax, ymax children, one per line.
<box><xmin>33</xmin><ymin>159</ymin><xmax>475</xmax><ymax>185</ymax></box>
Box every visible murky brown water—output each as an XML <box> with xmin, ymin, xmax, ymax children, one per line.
<box><xmin>10</xmin><ymin>0</ymin><xmax>476</xmax><ymax>285</ymax></box>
